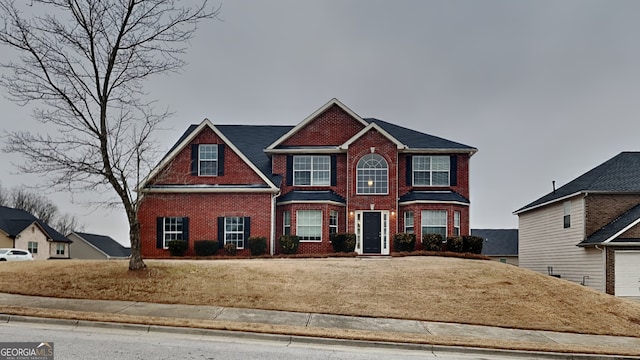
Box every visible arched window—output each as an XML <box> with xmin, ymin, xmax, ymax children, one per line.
<box><xmin>356</xmin><ymin>154</ymin><xmax>388</xmax><ymax>194</ymax></box>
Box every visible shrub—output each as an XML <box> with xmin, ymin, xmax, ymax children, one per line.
<box><xmin>330</xmin><ymin>233</ymin><xmax>356</xmax><ymax>253</ymax></box>
<box><xmin>248</xmin><ymin>236</ymin><xmax>267</xmax><ymax>256</ymax></box>
<box><xmin>463</xmin><ymin>235</ymin><xmax>484</xmax><ymax>254</ymax></box>
<box><xmin>446</xmin><ymin>236</ymin><xmax>464</xmax><ymax>252</ymax></box>
<box><xmin>223</xmin><ymin>243</ymin><xmax>237</xmax><ymax>256</ymax></box>
<box><xmin>167</xmin><ymin>240</ymin><xmax>188</xmax><ymax>256</ymax></box>
<box><xmin>393</xmin><ymin>233</ymin><xmax>416</xmax><ymax>252</ymax></box>
<box><xmin>279</xmin><ymin>235</ymin><xmax>300</xmax><ymax>254</ymax></box>
<box><xmin>194</xmin><ymin>240</ymin><xmax>218</xmax><ymax>256</ymax></box>
<box><xmin>422</xmin><ymin>233</ymin><xmax>443</xmax><ymax>251</ymax></box>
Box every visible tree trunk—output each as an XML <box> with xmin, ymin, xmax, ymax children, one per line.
<box><xmin>128</xmin><ymin>220</ymin><xmax>146</xmax><ymax>270</ymax></box>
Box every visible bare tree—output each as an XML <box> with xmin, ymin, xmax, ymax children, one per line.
<box><xmin>0</xmin><ymin>183</ymin><xmax>7</xmax><ymax>206</ymax></box>
<box><xmin>10</xmin><ymin>188</ymin><xmax>58</xmax><ymax>223</ymax></box>
<box><xmin>0</xmin><ymin>1</ymin><xmax>217</xmax><ymax>270</ymax></box>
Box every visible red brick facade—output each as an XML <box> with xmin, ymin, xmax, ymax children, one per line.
<box><xmin>138</xmin><ymin>100</ymin><xmax>475</xmax><ymax>257</ymax></box>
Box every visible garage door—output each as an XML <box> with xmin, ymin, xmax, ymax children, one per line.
<box><xmin>615</xmin><ymin>251</ymin><xmax>640</xmax><ymax>297</ymax></box>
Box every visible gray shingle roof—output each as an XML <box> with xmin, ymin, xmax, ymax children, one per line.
<box><xmin>398</xmin><ymin>191</ymin><xmax>470</xmax><ymax>204</ymax></box>
<box><xmin>277</xmin><ymin>190</ymin><xmax>346</xmax><ymax>204</ymax></box>
<box><xmin>515</xmin><ymin>152</ymin><xmax>640</xmax><ymax>213</ymax></box>
<box><xmin>471</xmin><ymin>229</ymin><xmax>519</xmax><ymax>256</ymax></box>
<box><xmin>578</xmin><ymin>204</ymin><xmax>640</xmax><ymax>246</ymax></box>
<box><xmin>73</xmin><ymin>232</ymin><xmax>130</xmax><ymax>257</ymax></box>
<box><xmin>365</xmin><ymin>118</ymin><xmax>476</xmax><ymax>151</ymax></box>
<box><xmin>0</xmin><ymin>205</ymin><xmax>69</xmax><ymax>242</ymax></box>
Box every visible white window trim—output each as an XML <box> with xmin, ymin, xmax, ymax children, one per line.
<box><xmin>404</xmin><ymin>211</ymin><xmax>414</xmax><ymax>234</ymax></box>
<box><xmin>356</xmin><ymin>154</ymin><xmax>389</xmax><ymax>195</ymax></box>
<box><xmin>296</xmin><ymin>210</ymin><xmax>322</xmax><ymax>242</ymax></box>
<box><xmin>563</xmin><ymin>201</ymin><xmax>571</xmax><ymax>229</ymax></box>
<box><xmin>198</xmin><ymin>144</ymin><xmax>219</xmax><ymax>177</ymax></box>
<box><xmin>329</xmin><ymin>210</ymin><xmax>338</xmax><ymax>234</ymax></box>
<box><xmin>293</xmin><ymin>155</ymin><xmax>331</xmax><ymax>186</ymax></box>
<box><xmin>163</xmin><ymin>217</ymin><xmax>184</xmax><ymax>249</ymax></box>
<box><xmin>454</xmin><ymin>211</ymin><xmax>461</xmax><ymax>236</ymax></box>
<box><xmin>283</xmin><ymin>211</ymin><xmax>291</xmax><ymax>235</ymax></box>
<box><xmin>413</xmin><ymin>155</ymin><xmax>450</xmax><ymax>186</ymax></box>
<box><xmin>224</xmin><ymin>217</ymin><xmax>245</xmax><ymax>249</ymax></box>
<box><xmin>421</xmin><ymin>210</ymin><xmax>448</xmax><ymax>238</ymax></box>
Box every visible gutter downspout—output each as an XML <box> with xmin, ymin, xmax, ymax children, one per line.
<box><xmin>595</xmin><ymin>244</ymin><xmax>606</xmax><ymax>293</ymax></box>
<box><xmin>270</xmin><ymin>191</ymin><xmax>281</xmax><ymax>256</ymax></box>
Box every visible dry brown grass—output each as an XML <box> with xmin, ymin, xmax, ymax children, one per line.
<box><xmin>1</xmin><ymin>256</ymin><xmax>640</xmax><ymax>338</ymax></box>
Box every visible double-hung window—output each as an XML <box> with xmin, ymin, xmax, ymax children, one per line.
<box><xmin>163</xmin><ymin>217</ymin><xmax>185</xmax><ymax>248</ymax></box>
<box><xmin>283</xmin><ymin>211</ymin><xmax>291</xmax><ymax>235</ymax></box>
<box><xmin>199</xmin><ymin>144</ymin><xmax>218</xmax><ymax>176</ymax></box>
<box><xmin>28</xmin><ymin>241</ymin><xmax>38</xmax><ymax>254</ymax></box>
<box><xmin>413</xmin><ymin>156</ymin><xmax>450</xmax><ymax>186</ymax></box>
<box><xmin>329</xmin><ymin>210</ymin><xmax>338</xmax><ymax>235</ymax></box>
<box><xmin>56</xmin><ymin>243</ymin><xmax>65</xmax><ymax>256</ymax></box>
<box><xmin>404</xmin><ymin>211</ymin><xmax>414</xmax><ymax>233</ymax></box>
<box><xmin>454</xmin><ymin>211</ymin><xmax>461</xmax><ymax>236</ymax></box>
<box><xmin>225</xmin><ymin>217</ymin><xmax>245</xmax><ymax>249</ymax></box>
<box><xmin>356</xmin><ymin>154</ymin><xmax>388</xmax><ymax>194</ymax></box>
<box><xmin>421</xmin><ymin>210</ymin><xmax>447</xmax><ymax>237</ymax></box>
<box><xmin>293</xmin><ymin>155</ymin><xmax>330</xmax><ymax>186</ymax></box>
<box><xmin>563</xmin><ymin>201</ymin><xmax>571</xmax><ymax>228</ymax></box>
<box><xmin>297</xmin><ymin>210</ymin><xmax>322</xmax><ymax>241</ymax></box>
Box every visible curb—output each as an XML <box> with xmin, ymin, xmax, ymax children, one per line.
<box><xmin>3</xmin><ymin>314</ymin><xmax>637</xmax><ymax>360</ymax></box>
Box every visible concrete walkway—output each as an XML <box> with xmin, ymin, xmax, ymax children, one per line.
<box><xmin>0</xmin><ymin>293</ymin><xmax>639</xmax><ymax>358</ymax></box>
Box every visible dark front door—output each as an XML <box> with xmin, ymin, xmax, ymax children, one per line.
<box><xmin>363</xmin><ymin>212</ymin><xmax>381</xmax><ymax>254</ymax></box>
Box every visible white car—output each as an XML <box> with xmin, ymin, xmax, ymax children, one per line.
<box><xmin>0</xmin><ymin>248</ymin><xmax>34</xmax><ymax>261</ymax></box>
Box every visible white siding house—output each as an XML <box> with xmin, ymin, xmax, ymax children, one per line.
<box><xmin>515</xmin><ymin>152</ymin><xmax>640</xmax><ymax>297</ymax></box>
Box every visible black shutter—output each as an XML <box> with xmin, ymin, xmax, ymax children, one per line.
<box><xmin>286</xmin><ymin>155</ymin><xmax>293</xmax><ymax>186</ymax></box>
<box><xmin>450</xmin><ymin>155</ymin><xmax>457</xmax><ymax>186</ymax></box>
<box><xmin>182</xmin><ymin>217</ymin><xmax>189</xmax><ymax>242</ymax></box>
<box><xmin>406</xmin><ymin>155</ymin><xmax>413</xmax><ymax>186</ymax></box>
<box><xmin>190</xmin><ymin>144</ymin><xmax>199</xmax><ymax>175</ymax></box>
<box><xmin>330</xmin><ymin>155</ymin><xmax>337</xmax><ymax>186</ymax></box>
<box><xmin>244</xmin><ymin>217</ymin><xmax>251</xmax><ymax>241</ymax></box>
<box><xmin>217</xmin><ymin>144</ymin><xmax>225</xmax><ymax>176</ymax></box>
<box><xmin>217</xmin><ymin>217</ymin><xmax>225</xmax><ymax>248</ymax></box>
<box><xmin>156</xmin><ymin>217</ymin><xmax>164</xmax><ymax>248</ymax></box>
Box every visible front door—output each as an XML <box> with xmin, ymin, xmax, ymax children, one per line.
<box><xmin>363</xmin><ymin>212</ymin><xmax>382</xmax><ymax>254</ymax></box>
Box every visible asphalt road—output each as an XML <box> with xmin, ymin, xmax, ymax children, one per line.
<box><xmin>0</xmin><ymin>321</ymin><xmax>553</xmax><ymax>360</ymax></box>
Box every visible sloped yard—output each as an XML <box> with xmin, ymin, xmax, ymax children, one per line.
<box><xmin>0</xmin><ymin>256</ymin><xmax>639</xmax><ymax>337</ymax></box>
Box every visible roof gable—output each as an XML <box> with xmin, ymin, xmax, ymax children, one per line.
<box><xmin>72</xmin><ymin>232</ymin><xmax>131</xmax><ymax>257</ymax></box>
<box><xmin>140</xmin><ymin>119</ymin><xmax>286</xmax><ymax>191</ymax></box>
<box><xmin>579</xmin><ymin>204</ymin><xmax>640</xmax><ymax>246</ymax></box>
<box><xmin>0</xmin><ymin>205</ymin><xmax>69</xmax><ymax>242</ymax></box>
<box><xmin>266</xmin><ymin>98</ymin><xmax>368</xmax><ymax>150</ymax></box>
<box><xmin>515</xmin><ymin>152</ymin><xmax>640</xmax><ymax>214</ymax></box>
<box><xmin>340</xmin><ymin>122</ymin><xmax>405</xmax><ymax>150</ymax></box>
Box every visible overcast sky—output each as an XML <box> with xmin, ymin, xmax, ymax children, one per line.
<box><xmin>2</xmin><ymin>0</ymin><xmax>640</xmax><ymax>246</ymax></box>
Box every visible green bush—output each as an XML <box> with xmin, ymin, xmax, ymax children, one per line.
<box><xmin>194</xmin><ymin>240</ymin><xmax>218</xmax><ymax>256</ymax></box>
<box><xmin>248</xmin><ymin>236</ymin><xmax>267</xmax><ymax>256</ymax></box>
<box><xmin>393</xmin><ymin>233</ymin><xmax>416</xmax><ymax>252</ymax></box>
<box><xmin>279</xmin><ymin>235</ymin><xmax>300</xmax><ymax>254</ymax></box>
<box><xmin>446</xmin><ymin>236</ymin><xmax>464</xmax><ymax>252</ymax></box>
<box><xmin>167</xmin><ymin>240</ymin><xmax>188</xmax><ymax>256</ymax></box>
<box><xmin>223</xmin><ymin>243</ymin><xmax>237</xmax><ymax>256</ymax></box>
<box><xmin>330</xmin><ymin>233</ymin><xmax>356</xmax><ymax>253</ymax></box>
<box><xmin>463</xmin><ymin>235</ymin><xmax>484</xmax><ymax>254</ymax></box>
<box><xmin>422</xmin><ymin>233</ymin><xmax>443</xmax><ymax>251</ymax></box>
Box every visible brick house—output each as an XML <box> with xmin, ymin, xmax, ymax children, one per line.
<box><xmin>515</xmin><ymin>152</ymin><xmax>640</xmax><ymax>297</ymax></box>
<box><xmin>138</xmin><ymin>99</ymin><xmax>477</xmax><ymax>257</ymax></box>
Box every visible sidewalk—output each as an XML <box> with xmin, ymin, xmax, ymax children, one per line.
<box><xmin>1</xmin><ymin>292</ymin><xmax>639</xmax><ymax>358</ymax></box>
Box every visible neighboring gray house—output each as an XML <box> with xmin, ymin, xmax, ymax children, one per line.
<box><xmin>514</xmin><ymin>152</ymin><xmax>640</xmax><ymax>297</ymax></box>
<box><xmin>0</xmin><ymin>205</ymin><xmax>71</xmax><ymax>260</ymax></box>
<box><xmin>471</xmin><ymin>229</ymin><xmax>518</xmax><ymax>265</ymax></box>
<box><xmin>68</xmin><ymin>232</ymin><xmax>130</xmax><ymax>260</ymax></box>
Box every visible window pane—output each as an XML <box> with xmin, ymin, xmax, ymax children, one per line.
<box><xmin>225</xmin><ymin>217</ymin><xmax>244</xmax><ymax>248</ymax></box>
<box><xmin>357</xmin><ymin>154</ymin><xmax>388</xmax><ymax>194</ymax></box>
<box><xmin>294</xmin><ymin>156</ymin><xmax>330</xmax><ymax>186</ymax></box>
<box><xmin>421</xmin><ymin>210</ymin><xmax>447</xmax><ymax>237</ymax></box>
<box><xmin>199</xmin><ymin>144</ymin><xmax>218</xmax><ymax>176</ymax></box>
<box><xmin>412</xmin><ymin>156</ymin><xmax>450</xmax><ymax>186</ymax></box>
<box><xmin>297</xmin><ymin>210</ymin><xmax>322</xmax><ymax>241</ymax></box>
